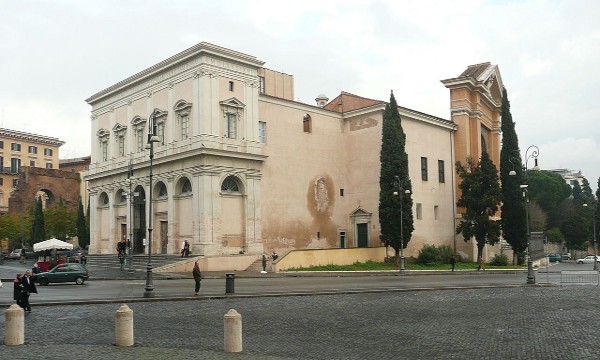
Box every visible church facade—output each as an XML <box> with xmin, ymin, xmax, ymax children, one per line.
<box><xmin>85</xmin><ymin>42</ymin><xmax>503</xmax><ymax>262</ymax></box>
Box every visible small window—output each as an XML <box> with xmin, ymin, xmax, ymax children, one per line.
<box><xmin>339</xmin><ymin>231</ymin><xmax>346</xmax><ymax>248</ymax></box>
<box><xmin>221</xmin><ymin>176</ymin><xmax>240</xmax><ymax>193</ymax></box>
<box><xmin>10</xmin><ymin>158</ymin><xmax>20</xmax><ymax>173</ymax></box>
<box><xmin>157</xmin><ymin>123</ymin><xmax>165</xmax><ymax>145</ymax></box>
<box><xmin>438</xmin><ymin>160</ymin><xmax>445</xmax><ymax>183</ymax></box>
<box><xmin>434</xmin><ymin>205</ymin><xmax>439</xmax><ymax>220</ymax></box>
<box><xmin>46</xmin><ymin>163</ymin><xmax>53</xmax><ymax>169</ymax></box>
<box><xmin>12</xmin><ymin>179</ymin><xmax>18</xmax><ymax>188</ymax></box>
<box><xmin>181</xmin><ymin>179</ymin><xmax>192</xmax><ymax>195</ymax></box>
<box><xmin>340</xmin><ymin>189</ymin><xmax>344</xmax><ymax>196</ymax></box>
<box><xmin>102</xmin><ymin>141</ymin><xmax>108</xmax><ymax>161</ymax></box>
<box><xmin>421</xmin><ymin>157</ymin><xmax>428</xmax><ymax>181</ymax></box>
<box><xmin>118</xmin><ymin>136</ymin><xmax>125</xmax><ymax>157</ymax></box>
<box><xmin>416</xmin><ymin>203</ymin><xmax>422</xmax><ymax>220</ymax></box>
<box><xmin>11</xmin><ymin>143</ymin><xmax>21</xmax><ymax>151</ymax></box>
<box><xmin>225</xmin><ymin>113</ymin><xmax>237</xmax><ymax>139</ymax></box>
<box><xmin>99</xmin><ymin>192</ymin><xmax>109</xmax><ymax>206</ymax></box>
<box><xmin>30</xmin><ymin>160</ymin><xmax>35</xmax><ymax>167</ymax></box>
<box><xmin>28</xmin><ymin>146</ymin><xmax>37</xmax><ymax>154</ymax></box>
<box><xmin>0</xmin><ymin>177</ymin><xmax>3</xmax><ymax>185</ymax></box>
<box><xmin>0</xmin><ymin>140</ymin><xmax>3</xmax><ymax>149</ymax></box>
<box><xmin>44</xmin><ymin>148</ymin><xmax>53</xmax><ymax>156</ymax></box>
<box><xmin>259</xmin><ymin>76</ymin><xmax>265</xmax><ymax>94</ymax></box>
<box><xmin>136</xmin><ymin>128</ymin><xmax>144</xmax><ymax>152</ymax></box>
<box><xmin>229</xmin><ymin>81</ymin><xmax>234</xmax><ymax>91</ymax></box>
<box><xmin>181</xmin><ymin>114</ymin><xmax>189</xmax><ymax>140</ymax></box>
<box><xmin>258</xmin><ymin>121</ymin><xmax>267</xmax><ymax>143</ymax></box>
<box><xmin>303</xmin><ymin>114</ymin><xmax>312</xmax><ymax>133</ymax></box>
<box><xmin>158</xmin><ymin>182</ymin><xmax>167</xmax><ymax>198</ymax></box>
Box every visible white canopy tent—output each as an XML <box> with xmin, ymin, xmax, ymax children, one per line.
<box><xmin>33</xmin><ymin>238</ymin><xmax>74</xmax><ymax>252</ymax></box>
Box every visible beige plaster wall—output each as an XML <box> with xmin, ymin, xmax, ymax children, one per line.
<box><xmin>273</xmin><ymin>247</ymin><xmax>387</xmax><ymax>271</ymax></box>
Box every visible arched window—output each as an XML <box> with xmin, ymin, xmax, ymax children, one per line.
<box><xmin>180</xmin><ymin>178</ymin><xmax>192</xmax><ymax>195</ymax></box>
<box><xmin>155</xmin><ymin>181</ymin><xmax>168</xmax><ymax>199</ymax></box>
<box><xmin>221</xmin><ymin>176</ymin><xmax>240</xmax><ymax>193</ymax></box>
<box><xmin>99</xmin><ymin>192</ymin><xmax>109</xmax><ymax>206</ymax></box>
<box><xmin>116</xmin><ymin>189</ymin><xmax>127</xmax><ymax>204</ymax></box>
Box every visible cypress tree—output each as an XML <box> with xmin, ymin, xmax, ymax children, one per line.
<box><xmin>379</xmin><ymin>91</ymin><xmax>414</xmax><ymax>262</ymax></box>
<box><xmin>31</xmin><ymin>196</ymin><xmax>46</xmax><ymax>244</ymax></box>
<box><xmin>76</xmin><ymin>198</ymin><xmax>89</xmax><ymax>248</ymax></box>
<box><xmin>499</xmin><ymin>87</ymin><xmax>527</xmax><ymax>263</ymax></box>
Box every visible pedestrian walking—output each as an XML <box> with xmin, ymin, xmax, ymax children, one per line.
<box><xmin>193</xmin><ymin>261</ymin><xmax>202</xmax><ymax>295</ymax></box>
<box><xmin>450</xmin><ymin>256</ymin><xmax>456</xmax><ymax>272</ymax></box>
<box><xmin>182</xmin><ymin>240</ymin><xmax>190</xmax><ymax>258</ymax></box>
<box><xmin>261</xmin><ymin>253</ymin><xmax>267</xmax><ymax>273</ymax></box>
<box><xmin>118</xmin><ymin>251</ymin><xmax>125</xmax><ymax>271</ymax></box>
<box><xmin>20</xmin><ymin>270</ymin><xmax>37</xmax><ymax>312</ymax></box>
<box><xmin>80</xmin><ymin>254</ymin><xmax>87</xmax><ymax>265</ymax></box>
<box><xmin>13</xmin><ymin>273</ymin><xmax>25</xmax><ymax>309</ymax></box>
<box><xmin>478</xmin><ymin>257</ymin><xmax>486</xmax><ymax>271</ymax></box>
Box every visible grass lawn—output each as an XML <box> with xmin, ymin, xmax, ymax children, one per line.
<box><xmin>287</xmin><ymin>260</ymin><xmax>524</xmax><ymax>271</ymax></box>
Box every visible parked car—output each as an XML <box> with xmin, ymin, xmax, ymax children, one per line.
<box><xmin>561</xmin><ymin>253</ymin><xmax>572</xmax><ymax>261</ymax></box>
<box><xmin>34</xmin><ymin>263</ymin><xmax>89</xmax><ymax>285</ymax></box>
<box><xmin>548</xmin><ymin>254</ymin><xmax>562</xmax><ymax>263</ymax></box>
<box><xmin>5</xmin><ymin>248</ymin><xmax>35</xmax><ymax>260</ymax></box>
<box><xmin>576</xmin><ymin>255</ymin><xmax>600</xmax><ymax>264</ymax></box>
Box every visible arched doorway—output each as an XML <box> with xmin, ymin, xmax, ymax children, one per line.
<box><xmin>133</xmin><ymin>185</ymin><xmax>146</xmax><ymax>254</ymax></box>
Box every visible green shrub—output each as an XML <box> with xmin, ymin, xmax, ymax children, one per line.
<box><xmin>490</xmin><ymin>253</ymin><xmax>509</xmax><ymax>266</ymax></box>
<box><xmin>417</xmin><ymin>244</ymin><xmax>454</xmax><ymax>265</ymax></box>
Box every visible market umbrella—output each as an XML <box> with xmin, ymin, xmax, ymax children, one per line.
<box><xmin>33</xmin><ymin>238</ymin><xmax>74</xmax><ymax>252</ymax></box>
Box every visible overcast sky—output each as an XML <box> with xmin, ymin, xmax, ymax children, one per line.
<box><xmin>1</xmin><ymin>0</ymin><xmax>599</xmax><ymax>191</ymax></box>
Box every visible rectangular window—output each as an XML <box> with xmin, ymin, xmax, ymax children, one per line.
<box><xmin>339</xmin><ymin>231</ymin><xmax>346</xmax><ymax>248</ymax></box>
<box><xmin>13</xmin><ymin>179</ymin><xmax>18</xmax><ymax>188</ymax></box>
<box><xmin>416</xmin><ymin>203</ymin><xmax>423</xmax><ymax>220</ymax></box>
<box><xmin>157</xmin><ymin>123</ymin><xmax>165</xmax><ymax>145</ymax></box>
<box><xmin>0</xmin><ymin>140</ymin><xmax>3</xmax><ymax>149</ymax></box>
<box><xmin>118</xmin><ymin>136</ymin><xmax>125</xmax><ymax>157</ymax></box>
<box><xmin>46</xmin><ymin>163</ymin><xmax>53</xmax><ymax>169</ymax></box>
<box><xmin>29</xmin><ymin>160</ymin><xmax>35</xmax><ymax>167</ymax></box>
<box><xmin>303</xmin><ymin>115</ymin><xmax>312</xmax><ymax>133</ymax></box>
<box><xmin>258</xmin><ymin>121</ymin><xmax>267</xmax><ymax>143</ymax></box>
<box><xmin>229</xmin><ymin>81</ymin><xmax>234</xmax><ymax>91</ymax></box>
<box><xmin>28</xmin><ymin>146</ymin><xmax>37</xmax><ymax>154</ymax></box>
<box><xmin>259</xmin><ymin>76</ymin><xmax>265</xmax><ymax>94</ymax></box>
<box><xmin>340</xmin><ymin>188</ymin><xmax>344</xmax><ymax>196</ymax></box>
<box><xmin>434</xmin><ymin>205</ymin><xmax>439</xmax><ymax>220</ymax></box>
<box><xmin>181</xmin><ymin>115</ymin><xmax>189</xmax><ymax>140</ymax></box>
<box><xmin>225</xmin><ymin>113</ymin><xmax>237</xmax><ymax>139</ymax></box>
<box><xmin>438</xmin><ymin>160</ymin><xmax>445</xmax><ymax>183</ymax></box>
<box><xmin>421</xmin><ymin>157</ymin><xmax>428</xmax><ymax>181</ymax></box>
<box><xmin>11</xmin><ymin>143</ymin><xmax>21</xmax><ymax>151</ymax></box>
<box><xmin>102</xmin><ymin>141</ymin><xmax>108</xmax><ymax>161</ymax></box>
<box><xmin>0</xmin><ymin>156</ymin><xmax>3</xmax><ymax>169</ymax></box>
<box><xmin>44</xmin><ymin>148</ymin><xmax>53</xmax><ymax>156</ymax></box>
<box><xmin>0</xmin><ymin>177</ymin><xmax>3</xmax><ymax>185</ymax></box>
<box><xmin>137</xmin><ymin>129</ymin><xmax>144</xmax><ymax>152</ymax></box>
<box><xmin>10</xmin><ymin>158</ymin><xmax>20</xmax><ymax>173</ymax></box>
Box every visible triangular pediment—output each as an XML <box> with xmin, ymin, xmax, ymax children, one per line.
<box><xmin>350</xmin><ymin>207</ymin><xmax>372</xmax><ymax>217</ymax></box>
<box><xmin>112</xmin><ymin>123</ymin><xmax>127</xmax><ymax>132</ymax></box>
<box><xmin>219</xmin><ymin>97</ymin><xmax>245</xmax><ymax>109</ymax></box>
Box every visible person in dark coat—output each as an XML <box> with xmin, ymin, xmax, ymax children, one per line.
<box><xmin>192</xmin><ymin>261</ymin><xmax>202</xmax><ymax>295</ymax></box>
<box><xmin>20</xmin><ymin>270</ymin><xmax>37</xmax><ymax>312</ymax></box>
<box><xmin>450</xmin><ymin>256</ymin><xmax>457</xmax><ymax>272</ymax></box>
<box><xmin>13</xmin><ymin>273</ymin><xmax>25</xmax><ymax>309</ymax></box>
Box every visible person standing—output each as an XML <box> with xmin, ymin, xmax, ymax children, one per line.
<box><xmin>183</xmin><ymin>240</ymin><xmax>190</xmax><ymax>258</ymax></box>
<box><xmin>118</xmin><ymin>251</ymin><xmax>125</xmax><ymax>271</ymax></box>
<box><xmin>193</xmin><ymin>261</ymin><xmax>202</xmax><ymax>295</ymax></box>
<box><xmin>450</xmin><ymin>256</ymin><xmax>457</xmax><ymax>272</ymax></box>
<box><xmin>20</xmin><ymin>270</ymin><xmax>37</xmax><ymax>312</ymax></box>
<box><xmin>13</xmin><ymin>273</ymin><xmax>25</xmax><ymax>309</ymax></box>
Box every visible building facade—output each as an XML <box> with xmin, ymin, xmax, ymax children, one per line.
<box><xmin>85</xmin><ymin>42</ymin><xmax>503</xmax><ymax>262</ymax></box>
<box><xmin>0</xmin><ymin>129</ymin><xmax>64</xmax><ymax>214</ymax></box>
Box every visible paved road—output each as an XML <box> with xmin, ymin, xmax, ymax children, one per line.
<box><xmin>2</xmin><ymin>286</ymin><xmax>600</xmax><ymax>359</ymax></box>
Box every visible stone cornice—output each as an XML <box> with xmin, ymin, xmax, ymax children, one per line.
<box><xmin>0</xmin><ymin>128</ymin><xmax>65</xmax><ymax>147</ymax></box>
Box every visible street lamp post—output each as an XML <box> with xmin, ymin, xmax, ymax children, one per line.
<box><xmin>127</xmin><ymin>160</ymin><xmax>134</xmax><ymax>273</ymax></box>
<box><xmin>393</xmin><ymin>175</ymin><xmax>411</xmax><ymax>271</ymax></box>
<box><xmin>143</xmin><ymin>110</ymin><xmax>160</xmax><ymax>298</ymax></box>
<box><xmin>509</xmin><ymin>145</ymin><xmax>540</xmax><ymax>285</ymax></box>
<box><xmin>583</xmin><ymin>203</ymin><xmax>598</xmax><ymax>271</ymax></box>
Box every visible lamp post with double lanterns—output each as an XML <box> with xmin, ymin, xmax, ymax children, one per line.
<box><xmin>583</xmin><ymin>202</ymin><xmax>598</xmax><ymax>271</ymax></box>
<box><xmin>143</xmin><ymin>109</ymin><xmax>160</xmax><ymax>298</ymax></box>
<box><xmin>509</xmin><ymin>145</ymin><xmax>540</xmax><ymax>285</ymax></box>
<box><xmin>393</xmin><ymin>175</ymin><xmax>411</xmax><ymax>271</ymax></box>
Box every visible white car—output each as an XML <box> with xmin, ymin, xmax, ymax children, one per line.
<box><xmin>576</xmin><ymin>255</ymin><xmax>600</xmax><ymax>264</ymax></box>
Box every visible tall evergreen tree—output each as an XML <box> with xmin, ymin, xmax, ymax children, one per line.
<box><xmin>456</xmin><ymin>151</ymin><xmax>502</xmax><ymax>260</ymax></box>
<box><xmin>77</xmin><ymin>197</ymin><xmax>90</xmax><ymax>248</ymax></box>
<box><xmin>499</xmin><ymin>87</ymin><xmax>527</xmax><ymax>263</ymax></box>
<box><xmin>379</xmin><ymin>91</ymin><xmax>414</xmax><ymax>262</ymax></box>
<box><xmin>562</xmin><ymin>182</ymin><xmax>589</xmax><ymax>250</ymax></box>
<box><xmin>31</xmin><ymin>196</ymin><xmax>46</xmax><ymax>244</ymax></box>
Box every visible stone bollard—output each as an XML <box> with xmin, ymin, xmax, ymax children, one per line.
<box><xmin>224</xmin><ymin>309</ymin><xmax>242</xmax><ymax>353</ymax></box>
<box><xmin>115</xmin><ymin>304</ymin><xmax>134</xmax><ymax>347</ymax></box>
<box><xmin>5</xmin><ymin>304</ymin><xmax>24</xmax><ymax>346</ymax></box>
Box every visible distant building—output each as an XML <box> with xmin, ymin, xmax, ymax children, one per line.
<box><xmin>59</xmin><ymin>156</ymin><xmax>91</xmax><ymax>211</ymax></box>
<box><xmin>0</xmin><ymin>128</ymin><xmax>64</xmax><ymax>214</ymax></box>
<box><xmin>548</xmin><ymin>168</ymin><xmax>585</xmax><ymax>188</ymax></box>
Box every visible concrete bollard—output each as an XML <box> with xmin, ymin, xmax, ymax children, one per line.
<box><xmin>224</xmin><ymin>309</ymin><xmax>242</xmax><ymax>353</ymax></box>
<box><xmin>5</xmin><ymin>304</ymin><xmax>24</xmax><ymax>346</ymax></box>
<box><xmin>115</xmin><ymin>304</ymin><xmax>134</xmax><ymax>347</ymax></box>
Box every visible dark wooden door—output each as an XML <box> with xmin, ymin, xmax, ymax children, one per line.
<box><xmin>357</xmin><ymin>223</ymin><xmax>368</xmax><ymax>248</ymax></box>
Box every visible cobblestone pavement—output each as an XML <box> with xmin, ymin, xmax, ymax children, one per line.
<box><xmin>2</xmin><ymin>286</ymin><xmax>600</xmax><ymax>359</ymax></box>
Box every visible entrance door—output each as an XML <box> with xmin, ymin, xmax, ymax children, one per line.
<box><xmin>160</xmin><ymin>221</ymin><xmax>168</xmax><ymax>254</ymax></box>
<box><xmin>357</xmin><ymin>223</ymin><xmax>368</xmax><ymax>248</ymax></box>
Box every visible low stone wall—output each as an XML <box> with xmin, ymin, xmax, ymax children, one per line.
<box><xmin>155</xmin><ymin>254</ymin><xmax>259</xmax><ymax>273</ymax></box>
<box><xmin>273</xmin><ymin>247</ymin><xmax>386</xmax><ymax>271</ymax></box>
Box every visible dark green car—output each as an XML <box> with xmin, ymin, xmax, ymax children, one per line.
<box><xmin>548</xmin><ymin>254</ymin><xmax>562</xmax><ymax>263</ymax></box>
<box><xmin>35</xmin><ymin>263</ymin><xmax>89</xmax><ymax>285</ymax></box>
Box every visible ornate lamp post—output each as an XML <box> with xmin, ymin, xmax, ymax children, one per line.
<box><xmin>509</xmin><ymin>145</ymin><xmax>540</xmax><ymax>285</ymax></box>
<box><xmin>393</xmin><ymin>175</ymin><xmax>411</xmax><ymax>271</ymax></box>
<box><xmin>127</xmin><ymin>160</ymin><xmax>134</xmax><ymax>273</ymax></box>
<box><xmin>143</xmin><ymin>109</ymin><xmax>160</xmax><ymax>298</ymax></box>
<box><xmin>583</xmin><ymin>203</ymin><xmax>598</xmax><ymax>271</ymax></box>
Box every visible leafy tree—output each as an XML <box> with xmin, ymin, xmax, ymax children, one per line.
<box><xmin>77</xmin><ymin>197</ymin><xmax>90</xmax><ymax>248</ymax></box>
<box><xmin>456</xmin><ymin>151</ymin><xmax>502</xmax><ymax>260</ymax></box>
<box><xmin>561</xmin><ymin>182</ymin><xmax>589</xmax><ymax>250</ymax></box>
<box><xmin>44</xmin><ymin>198</ymin><xmax>76</xmax><ymax>240</ymax></box>
<box><xmin>526</xmin><ymin>170</ymin><xmax>572</xmax><ymax>229</ymax></box>
<box><xmin>379</xmin><ymin>90</ymin><xmax>414</xmax><ymax>263</ymax></box>
<box><xmin>544</xmin><ymin>227</ymin><xmax>564</xmax><ymax>244</ymax></box>
<box><xmin>499</xmin><ymin>88</ymin><xmax>527</xmax><ymax>261</ymax></box>
<box><xmin>30</xmin><ymin>197</ymin><xmax>46</xmax><ymax>244</ymax></box>
<box><xmin>528</xmin><ymin>201</ymin><xmax>547</xmax><ymax>232</ymax></box>
<box><xmin>0</xmin><ymin>214</ymin><xmax>29</xmax><ymax>249</ymax></box>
